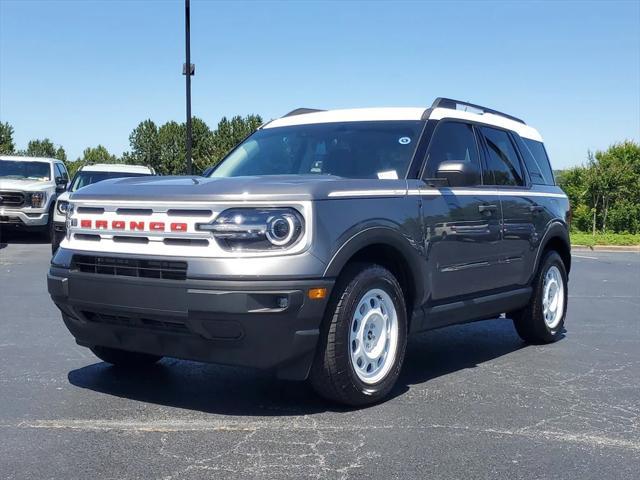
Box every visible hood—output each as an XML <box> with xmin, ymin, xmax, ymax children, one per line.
<box><xmin>69</xmin><ymin>175</ymin><xmax>410</xmax><ymax>203</ymax></box>
<box><xmin>0</xmin><ymin>178</ymin><xmax>52</xmax><ymax>191</ymax></box>
<box><xmin>56</xmin><ymin>191</ymin><xmax>71</xmax><ymax>202</ymax></box>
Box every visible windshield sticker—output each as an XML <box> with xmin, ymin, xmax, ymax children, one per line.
<box><xmin>398</xmin><ymin>136</ymin><xmax>411</xmax><ymax>145</ymax></box>
<box><xmin>377</xmin><ymin>170</ymin><xmax>399</xmax><ymax>180</ymax></box>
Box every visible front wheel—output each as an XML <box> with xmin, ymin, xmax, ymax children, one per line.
<box><xmin>90</xmin><ymin>346</ymin><xmax>162</xmax><ymax>368</ymax></box>
<box><xmin>512</xmin><ymin>251</ymin><xmax>568</xmax><ymax>344</ymax></box>
<box><xmin>310</xmin><ymin>264</ymin><xmax>407</xmax><ymax>406</ymax></box>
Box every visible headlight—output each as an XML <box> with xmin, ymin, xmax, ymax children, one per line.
<box><xmin>65</xmin><ymin>203</ymin><xmax>75</xmax><ymax>239</ymax></box>
<box><xmin>199</xmin><ymin>208</ymin><xmax>304</xmax><ymax>251</ymax></box>
<box><xmin>57</xmin><ymin>200</ymin><xmax>69</xmax><ymax>215</ymax></box>
<box><xmin>29</xmin><ymin>192</ymin><xmax>46</xmax><ymax>208</ymax></box>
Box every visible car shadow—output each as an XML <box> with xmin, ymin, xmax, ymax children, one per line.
<box><xmin>68</xmin><ymin>318</ymin><xmax>537</xmax><ymax>415</ymax></box>
<box><xmin>0</xmin><ymin>229</ymin><xmax>49</xmax><ymax>249</ymax></box>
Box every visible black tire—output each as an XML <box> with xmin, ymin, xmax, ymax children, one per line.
<box><xmin>51</xmin><ymin>227</ymin><xmax>64</xmax><ymax>255</ymax></box>
<box><xmin>41</xmin><ymin>205</ymin><xmax>55</xmax><ymax>243</ymax></box>
<box><xmin>310</xmin><ymin>264</ymin><xmax>408</xmax><ymax>406</ymax></box>
<box><xmin>90</xmin><ymin>346</ymin><xmax>162</xmax><ymax>368</ymax></box>
<box><xmin>512</xmin><ymin>250</ymin><xmax>568</xmax><ymax>344</ymax></box>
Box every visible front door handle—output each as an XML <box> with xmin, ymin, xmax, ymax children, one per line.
<box><xmin>529</xmin><ymin>205</ymin><xmax>544</xmax><ymax>214</ymax></box>
<box><xmin>478</xmin><ymin>204</ymin><xmax>498</xmax><ymax>213</ymax></box>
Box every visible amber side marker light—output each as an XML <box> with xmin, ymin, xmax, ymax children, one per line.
<box><xmin>308</xmin><ymin>288</ymin><xmax>327</xmax><ymax>300</ymax></box>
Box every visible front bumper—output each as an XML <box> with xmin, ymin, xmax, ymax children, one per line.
<box><xmin>48</xmin><ymin>263</ymin><xmax>334</xmax><ymax>380</ymax></box>
<box><xmin>0</xmin><ymin>208</ymin><xmax>49</xmax><ymax>227</ymax></box>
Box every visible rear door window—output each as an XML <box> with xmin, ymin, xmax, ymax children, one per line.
<box><xmin>480</xmin><ymin>127</ymin><xmax>524</xmax><ymax>186</ymax></box>
<box><xmin>520</xmin><ymin>138</ymin><xmax>555</xmax><ymax>185</ymax></box>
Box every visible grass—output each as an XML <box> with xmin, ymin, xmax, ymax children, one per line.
<box><xmin>571</xmin><ymin>231</ymin><xmax>640</xmax><ymax>246</ymax></box>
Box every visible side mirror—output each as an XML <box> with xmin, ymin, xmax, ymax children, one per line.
<box><xmin>436</xmin><ymin>160</ymin><xmax>480</xmax><ymax>187</ymax></box>
<box><xmin>55</xmin><ymin>176</ymin><xmax>67</xmax><ymax>193</ymax></box>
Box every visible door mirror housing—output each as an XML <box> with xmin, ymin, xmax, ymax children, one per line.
<box><xmin>55</xmin><ymin>176</ymin><xmax>67</xmax><ymax>193</ymax></box>
<box><xmin>435</xmin><ymin>160</ymin><xmax>481</xmax><ymax>187</ymax></box>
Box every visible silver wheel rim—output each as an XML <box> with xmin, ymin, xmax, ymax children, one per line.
<box><xmin>349</xmin><ymin>288</ymin><xmax>399</xmax><ymax>385</ymax></box>
<box><xmin>542</xmin><ymin>265</ymin><xmax>565</xmax><ymax>329</ymax></box>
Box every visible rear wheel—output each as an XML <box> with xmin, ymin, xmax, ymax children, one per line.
<box><xmin>90</xmin><ymin>346</ymin><xmax>162</xmax><ymax>368</ymax></box>
<box><xmin>512</xmin><ymin>251</ymin><xmax>568</xmax><ymax>344</ymax></box>
<box><xmin>310</xmin><ymin>264</ymin><xmax>407</xmax><ymax>406</ymax></box>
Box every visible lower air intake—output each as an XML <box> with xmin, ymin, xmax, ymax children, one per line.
<box><xmin>71</xmin><ymin>255</ymin><xmax>187</xmax><ymax>280</ymax></box>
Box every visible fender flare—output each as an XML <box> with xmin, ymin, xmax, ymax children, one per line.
<box><xmin>531</xmin><ymin>220</ymin><xmax>571</xmax><ymax>281</ymax></box>
<box><xmin>323</xmin><ymin>226</ymin><xmax>425</xmax><ymax>303</ymax></box>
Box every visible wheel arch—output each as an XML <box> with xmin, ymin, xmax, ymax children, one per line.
<box><xmin>534</xmin><ymin>222</ymin><xmax>572</xmax><ymax>279</ymax></box>
<box><xmin>323</xmin><ymin>227</ymin><xmax>425</xmax><ymax>322</ymax></box>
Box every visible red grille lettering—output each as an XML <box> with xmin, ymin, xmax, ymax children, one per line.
<box><xmin>96</xmin><ymin>220</ymin><xmax>108</xmax><ymax>229</ymax></box>
<box><xmin>112</xmin><ymin>221</ymin><xmax>125</xmax><ymax>230</ymax></box>
<box><xmin>150</xmin><ymin>222</ymin><xmax>165</xmax><ymax>231</ymax></box>
<box><xmin>80</xmin><ymin>219</ymin><xmax>91</xmax><ymax>228</ymax></box>
<box><xmin>129</xmin><ymin>221</ymin><xmax>145</xmax><ymax>230</ymax></box>
<box><xmin>171</xmin><ymin>223</ymin><xmax>187</xmax><ymax>232</ymax></box>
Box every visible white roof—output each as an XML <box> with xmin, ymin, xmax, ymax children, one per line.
<box><xmin>264</xmin><ymin>108</ymin><xmax>426</xmax><ymax>128</ymax></box>
<box><xmin>80</xmin><ymin>163</ymin><xmax>154</xmax><ymax>174</ymax></box>
<box><xmin>0</xmin><ymin>155</ymin><xmax>58</xmax><ymax>162</ymax></box>
<box><xmin>264</xmin><ymin>105</ymin><xmax>543</xmax><ymax>141</ymax></box>
<box><xmin>429</xmin><ymin>108</ymin><xmax>543</xmax><ymax>141</ymax></box>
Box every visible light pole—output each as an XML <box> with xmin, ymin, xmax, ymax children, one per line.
<box><xmin>183</xmin><ymin>0</ymin><xmax>195</xmax><ymax>175</ymax></box>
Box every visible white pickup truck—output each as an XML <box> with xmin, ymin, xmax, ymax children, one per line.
<box><xmin>0</xmin><ymin>155</ymin><xmax>69</xmax><ymax>240</ymax></box>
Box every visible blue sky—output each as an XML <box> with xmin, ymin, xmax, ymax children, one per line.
<box><xmin>1</xmin><ymin>0</ymin><xmax>639</xmax><ymax>169</ymax></box>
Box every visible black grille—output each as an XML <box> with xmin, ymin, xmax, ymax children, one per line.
<box><xmin>82</xmin><ymin>311</ymin><xmax>190</xmax><ymax>334</ymax></box>
<box><xmin>71</xmin><ymin>255</ymin><xmax>187</xmax><ymax>280</ymax></box>
<box><xmin>0</xmin><ymin>191</ymin><xmax>25</xmax><ymax>207</ymax></box>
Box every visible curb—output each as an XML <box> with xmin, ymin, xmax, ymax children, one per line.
<box><xmin>572</xmin><ymin>244</ymin><xmax>640</xmax><ymax>253</ymax></box>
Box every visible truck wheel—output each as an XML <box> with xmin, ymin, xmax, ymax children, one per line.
<box><xmin>512</xmin><ymin>251</ymin><xmax>568</xmax><ymax>344</ymax></box>
<box><xmin>41</xmin><ymin>206</ymin><xmax>55</xmax><ymax>242</ymax></box>
<box><xmin>310</xmin><ymin>264</ymin><xmax>407</xmax><ymax>406</ymax></box>
<box><xmin>90</xmin><ymin>346</ymin><xmax>162</xmax><ymax>368</ymax></box>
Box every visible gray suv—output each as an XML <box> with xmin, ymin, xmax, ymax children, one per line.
<box><xmin>48</xmin><ymin>98</ymin><xmax>570</xmax><ymax>406</ymax></box>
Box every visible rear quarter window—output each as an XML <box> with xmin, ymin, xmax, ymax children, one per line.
<box><xmin>520</xmin><ymin>138</ymin><xmax>555</xmax><ymax>186</ymax></box>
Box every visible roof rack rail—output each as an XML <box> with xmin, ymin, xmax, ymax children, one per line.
<box><xmin>282</xmin><ymin>108</ymin><xmax>325</xmax><ymax>117</ymax></box>
<box><xmin>431</xmin><ymin>97</ymin><xmax>525</xmax><ymax>124</ymax></box>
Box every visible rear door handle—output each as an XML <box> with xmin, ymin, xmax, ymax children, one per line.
<box><xmin>478</xmin><ymin>204</ymin><xmax>498</xmax><ymax>213</ymax></box>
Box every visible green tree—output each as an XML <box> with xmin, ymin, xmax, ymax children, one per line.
<box><xmin>0</xmin><ymin>122</ymin><xmax>15</xmax><ymax>154</ymax></box>
<box><xmin>26</xmin><ymin>138</ymin><xmax>57</xmax><ymax>158</ymax></box>
<box><xmin>67</xmin><ymin>145</ymin><xmax>119</xmax><ymax>177</ymax></box>
<box><xmin>124</xmin><ymin>114</ymin><xmax>262</xmax><ymax>175</ymax></box>
<box><xmin>557</xmin><ymin>140</ymin><xmax>640</xmax><ymax>234</ymax></box>
<box><xmin>55</xmin><ymin>146</ymin><xmax>67</xmax><ymax>162</ymax></box>
<box><xmin>157</xmin><ymin>121</ymin><xmax>186</xmax><ymax>175</ymax></box>
<box><xmin>79</xmin><ymin>145</ymin><xmax>118</xmax><ymax>164</ymax></box>
<box><xmin>127</xmin><ymin>119</ymin><xmax>159</xmax><ymax>169</ymax></box>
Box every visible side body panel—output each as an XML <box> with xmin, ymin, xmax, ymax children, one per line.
<box><xmin>420</xmin><ymin>187</ymin><xmax>503</xmax><ymax>301</ymax></box>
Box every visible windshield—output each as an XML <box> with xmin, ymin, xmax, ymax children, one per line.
<box><xmin>209</xmin><ymin>121</ymin><xmax>424</xmax><ymax>179</ymax></box>
<box><xmin>70</xmin><ymin>171</ymin><xmax>151</xmax><ymax>192</ymax></box>
<box><xmin>0</xmin><ymin>160</ymin><xmax>51</xmax><ymax>181</ymax></box>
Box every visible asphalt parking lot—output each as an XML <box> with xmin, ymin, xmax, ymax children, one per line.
<box><xmin>1</xmin><ymin>231</ymin><xmax>639</xmax><ymax>480</ymax></box>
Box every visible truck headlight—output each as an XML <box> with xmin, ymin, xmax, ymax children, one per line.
<box><xmin>57</xmin><ymin>200</ymin><xmax>69</xmax><ymax>215</ymax></box>
<box><xmin>198</xmin><ymin>208</ymin><xmax>304</xmax><ymax>251</ymax></box>
<box><xmin>29</xmin><ymin>192</ymin><xmax>46</xmax><ymax>208</ymax></box>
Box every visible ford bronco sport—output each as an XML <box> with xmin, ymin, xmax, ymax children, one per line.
<box><xmin>48</xmin><ymin>98</ymin><xmax>571</xmax><ymax>406</ymax></box>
